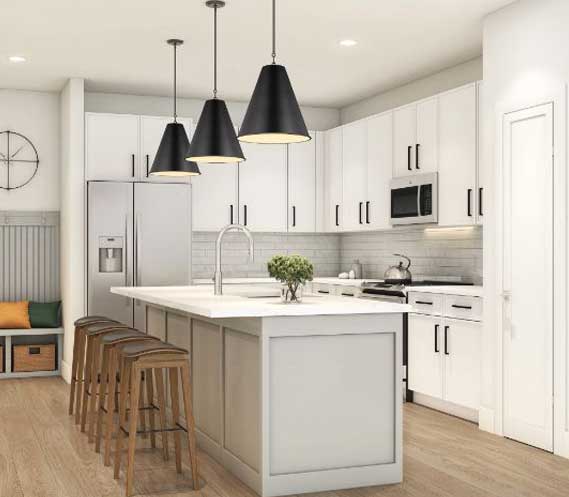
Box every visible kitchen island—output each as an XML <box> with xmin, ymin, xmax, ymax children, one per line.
<box><xmin>111</xmin><ymin>285</ymin><xmax>410</xmax><ymax>497</ymax></box>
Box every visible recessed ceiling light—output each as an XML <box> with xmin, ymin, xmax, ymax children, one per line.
<box><xmin>8</xmin><ymin>55</ymin><xmax>26</xmax><ymax>63</ymax></box>
<box><xmin>339</xmin><ymin>39</ymin><xmax>357</xmax><ymax>47</ymax></box>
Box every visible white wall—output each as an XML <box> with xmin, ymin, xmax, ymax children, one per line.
<box><xmin>85</xmin><ymin>92</ymin><xmax>340</xmax><ymax>131</ymax></box>
<box><xmin>482</xmin><ymin>0</ymin><xmax>569</xmax><ymax>456</ymax></box>
<box><xmin>340</xmin><ymin>57</ymin><xmax>482</xmax><ymax>124</ymax></box>
<box><xmin>59</xmin><ymin>78</ymin><xmax>85</xmax><ymax>383</ymax></box>
<box><xmin>0</xmin><ymin>90</ymin><xmax>60</xmax><ymax>210</ymax></box>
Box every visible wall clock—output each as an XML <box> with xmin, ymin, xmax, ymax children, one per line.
<box><xmin>0</xmin><ymin>130</ymin><xmax>40</xmax><ymax>191</ymax></box>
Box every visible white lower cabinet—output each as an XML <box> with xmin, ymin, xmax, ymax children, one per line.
<box><xmin>408</xmin><ymin>293</ymin><xmax>481</xmax><ymax>417</ymax></box>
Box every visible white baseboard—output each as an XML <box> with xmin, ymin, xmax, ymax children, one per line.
<box><xmin>412</xmin><ymin>392</ymin><xmax>479</xmax><ymax>423</ymax></box>
<box><xmin>61</xmin><ymin>360</ymin><xmax>72</xmax><ymax>384</ymax></box>
<box><xmin>478</xmin><ymin>406</ymin><xmax>496</xmax><ymax>434</ymax></box>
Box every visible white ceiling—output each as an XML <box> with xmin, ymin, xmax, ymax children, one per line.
<box><xmin>0</xmin><ymin>0</ymin><xmax>513</xmax><ymax>108</ymax></box>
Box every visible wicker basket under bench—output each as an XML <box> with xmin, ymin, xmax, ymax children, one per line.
<box><xmin>0</xmin><ymin>328</ymin><xmax>63</xmax><ymax>379</ymax></box>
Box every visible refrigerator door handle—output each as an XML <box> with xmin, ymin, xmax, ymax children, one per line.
<box><xmin>124</xmin><ymin>214</ymin><xmax>131</xmax><ymax>306</ymax></box>
<box><xmin>135</xmin><ymin>213</ymin><xmax>142</xmax><ymax>287</ymax></box>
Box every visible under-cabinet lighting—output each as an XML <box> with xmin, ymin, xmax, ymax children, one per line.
<box><xmin>8</xmin><ymin>55</ymin><xmax>26</xmax><ymax>63</ymax></box>
<box><xmin>339</xmin><ymin>39</ymin><xmax>358</xmax><ymax>47</ymax></box>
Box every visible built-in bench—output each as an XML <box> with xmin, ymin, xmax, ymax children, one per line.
<box><xmin>0</xmin><ymin>211</ymin><xmax>62</xmax><ymax>378</ymax></box>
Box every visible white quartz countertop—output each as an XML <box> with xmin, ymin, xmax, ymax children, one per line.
<box><xmin>408</xmin><ymin>285</ymin><xmax>483</xmax><ymax>297</ymax></box>
<box><xmin>111</xmin><ymin>285</ymin><xmax>411</xmax><ymax>319</ymax></box>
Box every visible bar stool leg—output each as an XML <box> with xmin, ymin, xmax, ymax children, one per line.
<box><xmin>104</xmin><ymin>348</ymin><xmax>119</xmax><ymax>467</ymax></box>
<box><xmin>114</xmin><ymin>357</ymin><xmax>131</xmax><ymax>480</ymax></box>
<box><xmin>95</xmin><ymin>345</ymin><xmax>110</xmax><ymax>453</ymax></box>
<box><xmin>80</xmin><ymin>336</ymin><xmax>94</xmax><ymax>432</ymax></box>
<box><xmin>154</xmin><ymin>368</ymin><xmax>170</xmax><ymax>461</ymax></box>
<box><xmin>126</xmin><ymin>364</ymin><xmax>142</xmax><ymax>497</ymax></box>
<box><xmin>138</xmin><ymin>373</ymin><xmax>147</xmax><ymax>441</ymax></box>
<box><xmin>145</xmin><ymin>368</ymin><xmax>157</xmax><ymax>449</ymax></box>
<box><xmin>169</xmin><ymin>367</ymin><xmax>183</xmax><ymax>474</ymax></box>
<box><xmin>69</xmin><ymin>327</ymin><xmax>80</xmax><ymax>415</ymax></box>
<box><xmin>87</xmin><ymin>335</ymin><xmax>102</xmax><ymax>442</ymax></box>
<box><xmin>74</xmin><ymin>330</ymin><xmax>86</xmax><ymax>425</ymax></box>
<box><xmin>180</xmin><ymin>362</ymin><xmax>200</xmax><ymax>490</ymax></box>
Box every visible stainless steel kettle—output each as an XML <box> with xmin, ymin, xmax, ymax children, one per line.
<box><xmin>384</xmin><ymin>254</ymin><xmax>412</xmax><ymax>283</ymax></box>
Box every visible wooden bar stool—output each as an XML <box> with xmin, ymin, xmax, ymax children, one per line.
<box><xmin>113</xmin><ymin>341</ymin><xmax>199</xmax><ymax>497</ymax></box>
<box><xmin>79</xmin><ymin>321</ymin><xmax>131</xmax><ymax>432</ymax></box>
<box><xmin>94</xmin><ymin>328</ymin><xmax>160</xmax><ymax>464</ymax></box>
<box><xmin>69</xmin><ymin>316</ymin><xmax>118</xmax><ymax>420</ymax></box>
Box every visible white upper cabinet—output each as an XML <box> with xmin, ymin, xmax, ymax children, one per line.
<box><xmin>140</xmin><ymin>116</ymin><xmax>192</xmax><ymax>183</ymax></box>
<box><xmin>239</xmin><ymin>143</ymin><xmax>287</xmax><ymax>232</ymax></box>
<box><xmin>393</xmin><ymin>105</ymin><xmax>416</xmax><ymax>177</ymax></box>
<box><xmin>288</xmin><ymin>132</ymin><xmax>316</xmax><ymax>232</ymax></box>
<box><xmin>86</xmin><ymin>113</ymin><xmax>139</xmax><ymax>181</ymax></box>
<box><xmin>324</xmin><ymin>128</ymin><xmax>343</xmax><ymax>232</ymax></box>
<box><xmin>191</xmin><ymin>163</ymin><xmax>238</xmax><ymax>231</ymax></box>
<box><xmin>476</xmin><ymin>81</ymin><xmax>484</xmax><ymax>225</ymax></box>
<box><xmin>438</xmin><ymin>84</ymin><xmax>477</xmax><ymax>226</ymax></box>
<box><xmin>366</xmin><ymin>113</ymin><xmax>393</xmax><ymax>231</ymax></box>
<box><xmin>86</xmin><ymin>112</ymin><xmax>193</xmax><ymax>182</ymax></box>
<box><xmin>342</xmin><ymin>121</ymin><xmax>367</xmax><ymax>231</ymax></box>
<box><xmin>393</xmin><ymin>97</ymin><xmax>438</xmax><ymax>177</ymax></box>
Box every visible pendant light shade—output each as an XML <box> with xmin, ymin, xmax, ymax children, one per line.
<box><xmin>238</xmin><ymin>0</ymin><xmax>310</xmax><ymax>144</ymax></box>
<box><xmin>151</xmin><ymin>122</ymin><xmax>201</xmax><ymax>176</ymax></box>
<box><xmin>188</xmin><ymin>98</ymin><xmax>245</xmax><ymax>162</ymax></box>
<box><xmin>150</xmin><ymin>39</ymin><xmax>201</xmax><ymax>177</ymax></box>
<box><xmin>186</xmin><ymin>0</ymin><xmax>244</xmax><ymax>163</ymax></box>
<box><xmin>238</xmin><ymin>64</ymin><xmax>309</xmax><ymax>144</ymax></box>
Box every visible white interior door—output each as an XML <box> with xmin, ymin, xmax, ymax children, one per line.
<box><xmin>502</xmin><ymin>103</ymin><xmax>554</xmax><ymax>451</ymax></box>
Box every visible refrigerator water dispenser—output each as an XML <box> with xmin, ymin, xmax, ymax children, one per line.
<box><xmin>99</xmin><ymin>237</ymin><xmax>123</xmax><ymax>273</ymax></box>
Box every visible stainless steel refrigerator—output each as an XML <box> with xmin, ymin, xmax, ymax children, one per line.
<box><xmin>87</xmin><ymin>181</ymin><xmax>192</xmax><ymax>329</ymax></box>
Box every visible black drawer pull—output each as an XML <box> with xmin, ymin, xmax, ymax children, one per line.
<box><xmin>29</xmin><ymin>347</ymin><xmax>41</xmax><ymax>355</ymax></box>
<box><xmin>434</xmin><ymin>324</ymin><xmax>439</xmax><ymax>353</ymax></box>
<box><xmin>444</xmin><ymin>326</ymin><xmax>450</xmax><ymax>355</ymax></box>
<box><xmin>415</xmin><ymin>143</ymin><xmax>420</xmax><ymax>169</ymax></box>
<box><xmin>467</xmin><ymin>188</ymin><xmax>473</xmax><ymax>217</ymax></box>
<box><xmin>365</xmin><ymin>201</ymin><xmax>370</xmax><ymax>224</ymax></box>
<box><xmin>318</xmin><ymin>290</ymin><xmax>329</xmax><ymax>294</ymax></box>
<box><xmin>407</xmin><ymin>146</ymin><xmax>412</xmax><ymax>171</ymax></box>
<box><xmin>478</xmin><ymin>187</ymin><xmax>483</xmax><ymax>216</ymax></box>
<box><xmin>359</xmin><ymin>202</ymin><xmax>363</xmax><ymax>224</ymax></box>
<box><xmin>243</xmin><ymin>205</ymin><xmax>248</xmax><ymax>226</ymax></box>
<box><xmin>335</xmin><ymin>205</ymin><xmax>340</xmax><ymax>226</ymax></box>
<box><xmin>415</xmin><ymin>300</ymin><xmax>433</xmax><ymax>305</ymax></box>
<box><xmin>452</xmin><ymin>304</ymin><xmax>472</xmax><ymax>310</ymax></box>
<box><xmin>230</xmin><ymin>205</ymin><xmax>234</xmax><ymax>224</ymax></box>
<box><xmin>341</xmin><ymin>293</ymin><xmax>354</xmax><ymax>297</ymax></box>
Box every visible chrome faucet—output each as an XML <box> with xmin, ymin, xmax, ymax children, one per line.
<box><xmin>214</xmin><ymin>224</ymin><xmax>255</xmax><ymax>295</ymax></box>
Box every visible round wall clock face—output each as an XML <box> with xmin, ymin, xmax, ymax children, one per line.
<box><xmin>0</xmin><ymin>130</ymin><xmax>40</xmax><ymax>191</ymax></box>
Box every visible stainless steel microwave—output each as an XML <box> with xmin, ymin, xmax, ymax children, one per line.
<box><xmin>390</xmin><ymin>173</ymin><xmax>438</xmax><ymax>225</ymax></box>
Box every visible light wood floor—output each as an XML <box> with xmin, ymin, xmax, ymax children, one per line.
<box><xmin>1</xmin><ymin>377</ymin><xmax>569</xmax><ymax>497</ymax></box>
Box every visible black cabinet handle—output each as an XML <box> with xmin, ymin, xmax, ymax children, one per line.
<box><xmin>318</xmin><ymin>290</ymin><xmax>329</xmax><ymax>295</ymax></box>
<box><xmin>243</xmin><ymin>205</ymin><xmax>248</xmax><ymax>226</ymax></box>
<box><xmin>341</xmin><ymin>292</ymin><xmax>355</xmax><ymax>297</ymax></box>
<box><xmin>292</xmin><ymin>206</ymin><xmax>296</xmax><ymax>227</ymax></box>
<box><xmin>146</xmin><ymin>155</ymin><xmax>150</xmax><ymax>177</ymax></box>
<box><xmin>434</xmin><ymin>324</ymin><xmax>439</xmax><ymax>353</ymax></box>
<box><xmin>444</xmin><ymin>326</ymin><xmax>450</xmax><ymax>355</ymax></box>
<box><xmin>131</xmin><ymin>154</ymin><xmax>135</xmax><ymax>178</ymax></box>
<box><xmin>366</xmin><ymin>201</ymin><xmax>370</xmax><ymax>224</ymax></box>
<box><xmin>359</xmin><ymin>202</ymin><xmax>363</xmax><ymax>224</ymax></box>
<box><xmin>230</xmin><ymin>205</ymin><xmax>234</xmax><ymax>224</ymax></box>
<box><xmin>452</xmin><ymin>304</ymin><xmax>472</xmax><ymax>310</ymax></box>
<box><xmin>467</xmin><ymin>189</ymin><xmax>473</xmax><ymax>217</ymax></box>
<box><xmin>407</xmin><ymin>146</ymin><xmax>412</xmax><ymax>171</ymax></box>
<box><xmin>479</xmin><ymin>187</ymin><xmax>483</xmax><ymax>216</ymax></box>
<box><xmin>335</xmin><ymin>205</ymin><xmax>339</xmax><ymax>226</ymax></box>
<box><xmin>415</xmin><ymin>144</ymin><xmax>420</xmax><ymax>169</ymax></box>
<box><xmin>416</xmin><ymin>300</ymin><xmax>433</xmax><ymax>306</ymax></box>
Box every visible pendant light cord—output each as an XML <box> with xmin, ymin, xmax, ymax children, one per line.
<box><xmin>271</xmin><ymin>0</ymin><xmax>276</xmax><ymax>64</ymax></box>
<box><xmin>173</xmin><ymin>42</ymin><xmax>178</xmax><ymax>122</ymax></box>
<box><xmin>213</xmin><ymin>4</ymin><xmax>218</xmax><ymax>98</ymax></box>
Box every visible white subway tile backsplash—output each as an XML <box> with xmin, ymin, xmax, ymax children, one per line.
<box><xmin>191</xmin><ymin>227</ymin><xmax>482</xmax><ymax>283</ymax></box>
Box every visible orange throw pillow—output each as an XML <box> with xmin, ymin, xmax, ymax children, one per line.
<box><xmin>0</xmin><ymin>301</ymin><xmax>31</xmax><ymax>329</ymax></box>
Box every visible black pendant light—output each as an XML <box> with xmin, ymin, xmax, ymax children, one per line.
<box><xmin>150</xmin><ymin>39</ymin><xmax>201</xmax><ymax>176</ymax></box>
<box><xmin>238</xmin><ymin>0</ymin><xmax>310</xmax><ymax>144</ymax></box>
<box><xmin>186</xmin><ymin>0</ymin><xmax>245</xmax><ymax>163</ymax></box>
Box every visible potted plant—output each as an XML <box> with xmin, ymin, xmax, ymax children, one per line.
<box><xmin>267</xmin><ymin>254</ymin><xmax>314</xmax><ymax>303</ymax></box>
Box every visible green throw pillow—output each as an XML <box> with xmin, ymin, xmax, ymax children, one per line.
<box><xmin>28</xmin><ymin>301</ymin><xmax>62</xmax><ymax>328</ymax></box>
